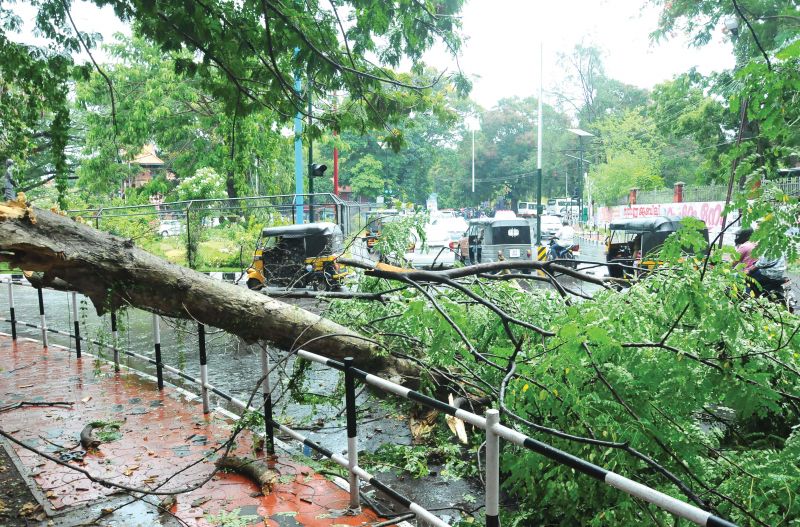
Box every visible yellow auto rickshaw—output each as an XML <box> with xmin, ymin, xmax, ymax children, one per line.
<box><xmin>246</xmin><ymin>222</ymin><xmax>349</xmax><ymax>290</ymax></box>
<box><xmin>606</xmin><ymin>216</ymin><xmax>708</xmax><ymax>279</ymax></box>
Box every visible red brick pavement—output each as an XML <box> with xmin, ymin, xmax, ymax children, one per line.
<box><xmin>0</xmin><ymin>336</ymin><xmax>381</xmax><ymax>526</ymax></box>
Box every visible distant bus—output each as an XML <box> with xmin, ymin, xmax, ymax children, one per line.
<box><xmin>546</xmin><ymin>198</ymin><xmax>579</xmax><ymax>215</ymax></box>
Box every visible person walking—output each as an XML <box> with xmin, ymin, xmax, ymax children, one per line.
<box><xmin>734</xmin><ymin>227</ymin><xmax>787</xmax><ymax>295</ymax></box>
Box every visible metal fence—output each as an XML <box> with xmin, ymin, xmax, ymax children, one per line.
<box><xmin>777</xmin><ymin>175</ymin><xmax>800</xmax><ymax>196</ymax></box>
<box><xmin>68</xmin><ymin>194</ymin><xmax>386</xmax><ymax>268</ymax></box>
<box><xmin>2</xmin><ymin>276</ymin><xmax>739</xmax><ymax>527</ymax></box>
<box><xmin>610</xmin><ymin>177</ymin><xmax>800</xmax><ymax>207</ymax></box>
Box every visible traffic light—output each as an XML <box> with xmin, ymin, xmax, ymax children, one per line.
<box><xmin>310</xmin><ymin>163</ymin><xmax>327</xmax><ymax>178</ymax></box>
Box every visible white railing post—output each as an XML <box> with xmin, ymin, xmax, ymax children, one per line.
<box><xmin>259</xmin><ymin>345</ymin><xmax>275</xmax><ymax>455</ymax></box>
<box><xmin>71</xmin><ymin>292</ymin><xmax>81</xmax><ymax>357</ymax></box>
<box><xmin>111</xmin><ymin>311</ymin><xmax>119</xmax><ymax>372</ymax></box>
<box><xmin>344</xmin><ymin>357</ymin><xmax>361</xmax><ymax>512</ymax></box>
<box><xmin>7</xmin><ymin>278</ymin><xmax>16</xmax><ymax>340</ymax></box>
<box><xmin>198</xmin><ymin>323</ymin><xmax>209</xmax><ymax>413</ymax></box>
<box><xmin>152</xmin><ymin>314</ymin><xmax>163</xmax><ymax>389</ymax></box>
<box><xmin>485</xmin><ymin>409</ymin><xmax>500</xmax><ymax>527</ymax></box>
<box><xmin>37</xmin><ymin>287</ymin><xmax>48</xmax><ymax>348</ymax></box>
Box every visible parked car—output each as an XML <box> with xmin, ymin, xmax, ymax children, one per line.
<box><xmin>539</xmin><ymin>215</ymin><xmax>563</xmax><ymax>239</ymax></box>
<box><xmin>159</xmin><ymin>219</ymin><xmax>184</xmax><ymax>237</ymax></box>
<box><xmin>405</xmin><ymin>223</ymin><xmax>456</xmax><ymax>269</ymax></box>
<box><xmin>432</xmin><ymin>216</ymin><xmax>468</xmax><ymax>244</ymax></box>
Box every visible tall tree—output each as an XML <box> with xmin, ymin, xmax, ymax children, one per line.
<box><xmin>2</xmin><ymin>0</ymin><xmax>468</xmax><ymax>203</ymax></box>
<box><xmin>651</xmin><ymin>0</ymin><xmax>800</xmax><ymax>182</ymax></box>
<box><xmin>74</xmin><ymin>35</ymin><xmax>294</xmax><ymax>201</ymax></box>
<box><xmin>648</xmin><ymin>70</ymin><xmax>733</xmax><ymax>185</ymax></box>
<box><xmin>0</xmin><ymin>27</ymin><xmax>73</xmax><ymax>204</ymax></box>
<box><xmin>435</xmin><ymin>97</ymin><xmax>576</xmax><ymax>208</ymax></box>
<box><xmin>554</xmin><ymin>44</ymin><xmax>649</xmax><ymax>126</ymax></box>
<box><xmin>589</xmin><ymin>110</ymin><xmax>665</xmax><ymax>204</ymax></box>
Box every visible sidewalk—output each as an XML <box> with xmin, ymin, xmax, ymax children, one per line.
<box><xmin>0</xmin><ymin>335</ymin><xmax>381</xmax><ymax>527</ymax></box>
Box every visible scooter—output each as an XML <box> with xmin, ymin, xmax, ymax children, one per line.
<box><xmin>546</xmin><ymin>239</ymin><xmax>579</xmax><ymax>269</ymax></box>
<box><xmin>758</xmin><ymin>277</ymin><xmax>796</xmax><ymax>312</ymax></box>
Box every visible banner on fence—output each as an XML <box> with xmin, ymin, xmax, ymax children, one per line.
<box><xmin>596</xmin><ymin>201</ymin><xmax>728</xmax><ymax>231</ymax></box>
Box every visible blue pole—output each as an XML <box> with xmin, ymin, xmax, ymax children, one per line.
<box><xmin>294</xmin><ymin>48</ymin><xmax>305</xmax><ymax>224</ymax></box>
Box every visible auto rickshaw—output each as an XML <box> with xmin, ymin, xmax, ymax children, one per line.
<box><xmin>362</xmin><ymin>210</ymin><xmax>401</xmax><ymax>253</ymax></box>
<box><xmin>462</xmin><ymin>218</ymin><xmax>533</xmax><ymax>266</ymax></box>
<box><xmin>245</xmin><ymin>222</ymin><xmax>349</xmax><ymax>290</ymax></box>
<box><xmin>606</xmin><ymin>216</ymin><xmax>708</xmax><ymax>279</ymax></box>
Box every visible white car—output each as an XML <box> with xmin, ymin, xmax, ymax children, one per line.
<box><xmin>404</xmin><ymin>223</ymin><xmax>455</xmax><ymax>269</ymax></box>
<box><xmin>159</xmin><ymin>219</ymin><xmax>184</xmax><ymax>237</ymax></box>
<box><xmin>432</xmin><ymin>216</ymin><xmax>468</xmax><ymax>244</ymax></box>
<box><xmin>539</xmin><ymin>215</ymin><xmax>563</xmax><ymax>239</ymax></box>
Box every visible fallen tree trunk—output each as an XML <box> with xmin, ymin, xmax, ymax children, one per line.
<box><xmin>0</xmin><ymin>200</ymin><xmax>404</xmax><ymax>373</ymax></box>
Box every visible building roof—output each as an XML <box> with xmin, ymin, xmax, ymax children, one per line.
<box><xmin>132</xmin><ymin>144</ymin><xmax>165</xmax><ymax>167</ymax></box>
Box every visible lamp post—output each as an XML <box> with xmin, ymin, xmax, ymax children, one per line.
<box><xmin>535</xmin><ymin>42</ymin><xmax>544</xmax><ymax>245</ymax></box>
<box><xmin>293</xmin><ymin>48</ymin><xmax>304</xmax><ymax>224</ymax></box>
<box><xmin>465</xmin><ymin>114</ymin><xmax>480</xmax><ymax>195</ymax></box>
<box><xmin>567</xmin><ymin>128</ymin><xmax>593</xmax><ymax>223</ymax></box>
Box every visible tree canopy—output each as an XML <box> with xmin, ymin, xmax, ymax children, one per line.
<box><xmin>1</xmin><ymin>0</ymin><xmax>469</xmax><ymax>204</ymax></box>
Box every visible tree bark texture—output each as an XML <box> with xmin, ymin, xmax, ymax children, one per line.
<box><xmin>0</xmin><ymin>201</ymin><xmax>398</xmax><ymax>372</ymax></box>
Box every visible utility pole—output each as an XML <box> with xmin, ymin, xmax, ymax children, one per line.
<box><xmin>307</xmin><ymin>68</ymin><xmax>315</xmax><ymax>223</ymax></box>
<box><xmin>568</xmin><ymin>128</ymin><xmax>593</xmax><ymax>223</ymax></box>
<box><xmin>333</xmin><ymin>130</ymin><xmax>339</xmax><ymax>196</ymax></box>
<box><xmin>578</xmin><ymin>135</ymin><xmax>584</xmax><ymax>222</ymax></box>
<box><xmin>293</xmin><ymin>48</ymin><xmax>304</xmax><ymax>224</ymax></box>
<box><xmin>471</xmin><ymin>127</ymin><xmax>475</xmax><ymax>194</ymax></box>
<box><xmin>535</xmin><ymin>42</ymin><xmax>543</xmax><ymax>245</ymax></box>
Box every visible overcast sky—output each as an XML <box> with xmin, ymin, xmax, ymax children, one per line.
<box><xmin>425</xmin><ymin>0</ymin><xmax>736</xmax><ymax>109</ymax></box>
<box><xmin>14</xmin><ymin>0</ymin><xmax>735</xmax><ymax>109</ymax></box>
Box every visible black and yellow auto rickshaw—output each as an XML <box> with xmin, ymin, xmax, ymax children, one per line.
<box><xmin>362</xmin><ymin>210</ymin><xmax>401</xmax><ymax>253</ymax></box>
<box><xmin>245</xmin><ymin>222</ymin><xmax>349</xmax><ymax>290</ymax></box>
<box><xmin>606</xmin><ymin>216</ymin><xmax>708</xmax><ymax>279</ymax></box>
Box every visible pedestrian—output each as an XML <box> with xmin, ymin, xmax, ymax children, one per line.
<box><xmin>4</xmin><ymin>159</ymin><xmax>16</xmax><ymax>201</ymax></box>
<box><xmin>734</xmin><ymin>227</ymin><xmax>787</xmax><ymax>295</ymax></box>
<box><xmin>733</xmin><ymin>228</ymin><xmax>758</xmax><ymax>274</ymax></box>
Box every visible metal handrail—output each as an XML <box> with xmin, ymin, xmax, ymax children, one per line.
<box><xmin>67</xmin><ymin>193</ymin><xmax>344</xmax><ymax>216</ymax></box>
<box><xmin>1</xmin><ymin>278</ymin><xmax>739</xmax><ymax>527</ymax></box>
<box><xmin>294</xmin><ymin>350</ymin><xmax>737</xmax><ymax>527</ymax></box>
<box><xmin>1</xmin><ymin>278</ymin><xmax>440</xmax><ymax>525</ymax></box>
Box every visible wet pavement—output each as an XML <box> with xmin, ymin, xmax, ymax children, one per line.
<box><xmin>0</xmin><ymin>336</ymin><xmax>382</xmax><ymax>527</ymax></box>
<box><xmin>2</xmin><ymin>278</ymin><xmax>485</xmax><ymax>523</ymax></box>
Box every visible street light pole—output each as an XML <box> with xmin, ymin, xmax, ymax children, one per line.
<box><xmin>307</xmin><ymin>68</ymin><xmax>315</xmax><ymax>223</ymax></box>
<box><xmin>293</xmin><ymin>48</ymin><xmax>304</xmax><ymax>224</ymax></box>
<box><xmin>567</xmin><ymin>128</ymin><xmax>594</xmax><ymax>224</ymax></box>
<box><xmin>471</xmin><ymin>127</ymin><xmax>475</xmax><ymax>193</ymax></box>
<box><xmin>535</xmin><ymin>42</ymin><xmax>543</xmax><ymax>246</ymax></box>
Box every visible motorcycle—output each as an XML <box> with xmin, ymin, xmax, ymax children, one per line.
<box><xmin>546</xmin><ymin>239</ymin><xmax>578</xmax><ymax>269</ymax></box>
<box><xmin>755</xmin><ymin>276</ymin><xmax>796</xmax><ymax>313</ymax></box>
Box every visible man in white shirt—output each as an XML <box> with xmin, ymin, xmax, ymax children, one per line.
<box><xmin>552</xmin><ymin>219</ymin><xmax>575</xmax><ymax>258</ymax></box>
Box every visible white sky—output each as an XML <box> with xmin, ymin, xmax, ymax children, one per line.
<box><xmin>11</xmin><ymin>0</ymin><xmax>735</xmax><ymax>108</ymax></box>
<box><xmin>424</xmin><ymin>0</ymin><xmax>735</xmax><ymax>109</ymax></box>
